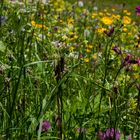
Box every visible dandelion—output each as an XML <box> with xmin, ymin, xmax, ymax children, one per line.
<box><xmin>123</xmin><ymin>16</ymin><xmax>131</xmax><ymax>25</ymax></box>
<box><xmin>101</xmin><ymin>16</ymin><xmax>113</xmax><ymax>25</ymax></box>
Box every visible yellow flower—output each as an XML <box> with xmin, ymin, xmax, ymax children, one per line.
<box><xmin>92</xmin><ymin>13</ymin><xmax>97</xmax><ymax>19</ymax></box>
<box><xmin>87</xmin><ymin>45</ymin><xmax>93</xmax><ymax>49</ymax></box>
<box><xmin>31</xmin><ymin>21</ymin><xmax>48</xmax><ymax>30</ymax></box>
<box><xmin>126</xmin><ymin>12</ymin><xmax>131</xmax><ymax>16</ymax></box>
<box><xmin>86</xmin><ymin>49</ymin><xmax>91</xmax><ymax>53</ymax></box>
<box><xmin>67</xmin><ymin>17</ymin><xmax>74</xmax><ymax>26</ymax></box>
<box><xmin>122</xmin><ymin>27</ymin><xmax>128</xmax><ymax>32</ymax></box>
<box><xmin>106</xmin><ymin>12</ymin><xmax>111</xmax><ymax>16</ymax></box>
<box><xmin>101</xmin><ymin>16</ymin><xmax>113</xmax><ymax>25</ymax></box>
<box><xmin>31</xmin><ymin>21</ymin><xmax>36</xmax><ymax>26</ymax></box>
<box><xmin>133</xmin><ymin>74</ymin><xmax>140</xmax><ymax>79</ymax></box>
<box><xmin>112</xmin><ymin>8</ymin><xmax>115</xmax><ymax>12</ymax></box>
<box><xmin>123</xmin><ymin>9</ymin><xmax>128</xmax><ymax>13</ymax></box>
<box><xmin>92</xmin><ymin>53</ymin><xmax>97</xmax><ymax>60</ymax></box>
<box><xmin>112</xmin><ymin>14</ymin><xmax>120</xmax><ymax>20</ymax></box>
<box><xmin>99</xmin><ymin>12</ymin><xmax>103</xmax><ymax>16</ymax></box>
<box><xmin>128</xmin><ymin>32</ymin><xmax>132</xmax><ymax>36</ymax></box>
<box><xmin>69</xmin><ymin>46</ymin><xmax>74</xmax><ymax>52</ymax></box>
<box><xmin>52</xmin><ymin>0</ymin><xmax>65</xmax><ymax>12</ymax></box>
<box><xmin>69</xmin><ymin>32</ymin><xmax>78</xmax><ymax>41</ymax></box>
<box><xmin>96</xmin><ymin>28</ymin><xmax>106</xmax><ymax>33</ymax></box>
<box><xmin>84</xmin><ymin>58</ymin><xmax>90</xmax><ymax>63</ymax></box>
<box><xmin>123</xmin><ymin>16</ymin><xmax>131</xmax><ymax>25</ymax></box>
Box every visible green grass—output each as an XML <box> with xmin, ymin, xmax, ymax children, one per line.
<box><xmin>0</xmin><ymin>0</ymin><xmax>140</xmax><ymax>139</ymax></box>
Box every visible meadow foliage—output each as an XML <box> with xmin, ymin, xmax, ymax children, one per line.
<box><xmin>0</xmin><ymin>0</ymin><xmax>140</xmax><ymax>139</ymax></box>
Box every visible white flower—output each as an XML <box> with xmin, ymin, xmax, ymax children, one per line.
<box><xmin>93</xmin><ymin>6</ymin><xmax>98</xmax><ymax>11</ymax></box>
<box><xmin>38</xmin><ymin>34</ymin><xmax>46</xmax><ymax>40</ymax></box>
<box><xmin>84</xmin><ymin>29</ymin><xmax>90</xmax><ymax>38</ymax></box>
<box><xmin>68</xmin><ymin>52</ymin><xmax>79</xmax><ymax>59</ymax></box>
<box><xmin>78</xmin><ymin>1</ymin><xmax>84</xmax><ymax>7</ymax></box>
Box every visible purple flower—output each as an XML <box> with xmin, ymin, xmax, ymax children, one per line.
<box><xmin>128</xmin><ymin>136</ymin><xmax>132</xmax><ymax>140</ymax></box>
<box><xmin>137</xmin><ymin>58</ymin><xmax>140</xmax><ymax>66</ymax></box>
<box><xmin>41</xmin><ymin>120</ymin><xmax>51</xmax><ymax>132</ymax></box>
<box><xmin>77</xmin><ymin>128</ymin><xmax>86</xmax><ymax>133</ymax></box>
<box><xmin>0</xmin><ymin>16</ymin><xmax>7</xmax><ymax>24</ymax></box>
<box><xmin>104</xmin><ymin>27</ymin><xmax>114</xmax><ymax>37</ymax></box>
<box><xmin>127</xmin><ymin>59</ymin><xmax>138</xmax><ymax>64</ymax></box>
<box><xmin>105</xmin><ymin>128</ymin><xmax>120</xmax><ymax>140</ymax></box>
<box><xmin>97</xmin><ymin>131</ymin><xmax>106</xmax><ymax>140</ymax></box>
<box><xmin>136</xmin><ymin>6</ymin><xmax>140</xmax><ymax>16</ymax></box>
<box><xmin>112</xmin><ymin>46</ymin><xmax>121</xmax><ymax>54</ymax></box>
<box><xmin>121</xmin><ymin>54</ymin><xmax>132</xmax><ymax>66</ymax></box>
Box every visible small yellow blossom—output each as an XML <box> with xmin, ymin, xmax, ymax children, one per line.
<box><xmin>87</xmin><ymin>45</ymin><xmax>93</xmax><ymax>49</ymax></box>
<box><xmin>123</xmin><ymin>9</ymin><xmax>128</xmax><ymax>13</ymax></box>
<box><xmin>112</xmin><ymin>14</ymin><xmax>120</xmax><ymax>20</ymax></box>
<box><xmin>86</xmin><ymin>49</ymin><xmax>91</xmax><ymax>53</ymax></box>
<box><xmin>128</xmin><ymin>32</ymin><xmax>132</xmax><ymax>36</ymax></box>
<box><xmin>133</xmin><ymin>74</ymin><xmax>140</xmax><ymax>79</ymax></box>
<box><xmin>112</xmin><ymin>8</ymin><xmax>115</xmax><ymax>12</ymax></box>
<box><xmin>69</xmin><ymin>46</ymin><xmax>75</xmax><ymax>52</ymax></box>
<box><xmin>67</xmin><ymin>17</ymin><xmax>74</xmax><ymax>26</ymax></box>
<box><xmin>106</xmin><ymin>12</ymin><xmax>111</xmax><ymax>16</ymax></box>
<box><xmin>31</xmin><ymin>21</ymin><xmax>48</xmax><ymax>30</ymax></box>
<box><xmin>104</xmin><ymin>9</ymin><xmax>107</xmax><ymax>12</ymax></box>
<box><xmin>101</xmin><ymin>16</ymin><xmax>113</xmax><ymax>25</ymax></box>
<box><xmin>92</xmin><ymin>53</ymin><xmax>97</xmax><ymax>60</ymax></box>
<box><xmin>84</xmin><ymin>58</ymin><xmax>90</xmax><ymax>63</ymax></box>
<box><xmin>123</xmin><ymin>27</ymin><xmax>128</xmax><ymax>32</ymax></box>
<box><xmin>126</xmin><ymin>12</ymin><xmax>131</xmax><ymax>16</ymax></box>
<box><xmin>99</xmin><ymin>12</ymin><xmax>103</xmax><ymax>16</ymax></box>
<box><xmin>123</xmin><ymin>16</ymin><xmax>131</xmax><ymax>25</ymax></box>
<box><xmin>96</xmin><ymin>28</ymin><xmax>106</xmax><ymax>33</ymax></box>
<box><xmin>92</xmin><ymin>13</ymin><xmax>97</xmax><ymax>19</ymax></box>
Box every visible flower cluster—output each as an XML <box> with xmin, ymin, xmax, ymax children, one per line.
<box><xmin>97</xmin><ymin>128</ymin><xmax>120</xmax><ymax>140</ymax></box>
<box><xmin>41</xmin><ymin>120</ymin><xmax>51</xmax><ymax>132</ymax></box>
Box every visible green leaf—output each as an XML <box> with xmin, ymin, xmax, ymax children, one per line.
<box><xmin>0</xmin><ymin>41</ymin><xmax>6</xmax><ymax>52</ymax></box>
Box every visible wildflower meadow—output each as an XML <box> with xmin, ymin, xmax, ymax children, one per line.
<box><xmin>1</xmin><ymin>0</ymin><xmax>140</xmax><ymax>139</ymax></box>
